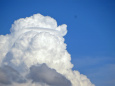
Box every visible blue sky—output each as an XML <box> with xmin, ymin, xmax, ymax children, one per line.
<box><xmin>0</xmin><ymin>0</ymin><xmax>115</xmax><ymax>86</ymax></box>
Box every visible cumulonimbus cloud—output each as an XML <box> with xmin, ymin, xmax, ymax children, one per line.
<box><xmin>0</xmin><ymin>13</ymin><xmax>95</xmax><ymax>86</ymax></box>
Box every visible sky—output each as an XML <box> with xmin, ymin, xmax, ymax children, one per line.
<box><xmin>0</xmin><ymin>0</ymin><xmax>115</xmax><ymax>86</ymax></box>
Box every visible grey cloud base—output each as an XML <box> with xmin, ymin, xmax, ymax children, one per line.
<box><xmin>0</xmin><ymin>65</ymin><xmax>26</xmax><ymax>85</ymax></box>
<box><xmin>0</xmin><ymin>64</ymin><xmax>71</xmax><ymax>86</ymax></box>
<box><xmin>27</xmin><ymin>63</ymin><xmax>71</xmax><ymax>86</ymax></box>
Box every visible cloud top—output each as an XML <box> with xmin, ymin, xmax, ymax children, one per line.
<box><xmin>11</xmin><ymin>14</ymin><xmax>67</xmax><ymax>36</ymax></box>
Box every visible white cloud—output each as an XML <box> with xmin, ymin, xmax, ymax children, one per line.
<box><xmin>0</xmin><ymin>13</ymin><xmax>94</xmax><ymax>86</ymax></box>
